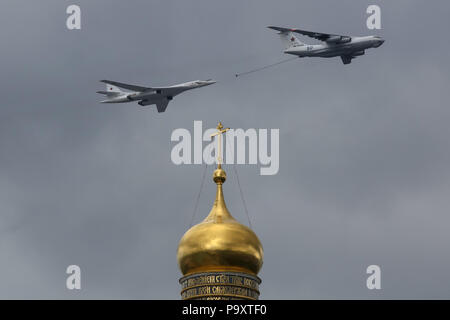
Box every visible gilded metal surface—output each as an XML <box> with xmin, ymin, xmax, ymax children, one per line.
<box><xmin>177</xmin><ymin>122</ymin><xmax>264</xmax><ymax>300</ymax></box>
<box><xmin>210</xmin><ymin>122</ymin><xmax>230</xmax><ymax>165</ymax></box>
<box><xmin>177</xmin><ymin>167</ymin><xmax>264</xmax><ymax>276</ymax></box>
<box><xmin>180</xmin><ymin>271</ymin><xmax>261</xmax><ymax>300</ymax></box>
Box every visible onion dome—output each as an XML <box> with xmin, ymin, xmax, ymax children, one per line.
<box><xmin>177</xmin><ymin>165</ymin><xmax>263</xmax><ymax>276</ymax></box>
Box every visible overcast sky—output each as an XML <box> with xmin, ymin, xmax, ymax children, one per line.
<box><xmin>0</xmin><ymin>0</ymin><xmax>449</xmax><ymax>299</ymax></box>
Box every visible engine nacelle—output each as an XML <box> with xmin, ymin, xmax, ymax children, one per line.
<box><xmin>138</xmin><ymin>100</ymin><xmax>151</xmax><ymax>106</ymax></box>
<box><xmin>353</xmin><ymin>50</ymin><xmax>365</xmax><ymax>56</ymax></box>
<box><xmin>338</xmin><ymin>36</ymin><xmax>351</xmax><ymax>44</ymax></box>
<box><xmin>327</xmin><ymin>36</ymin><xmax>351</xmax><ymax>44</ymax></box>
<box><xmin>127</xmin><ymin>93</ymin><xmax>139</xmax><ymax>101</ymax></box>
<box><xmin>327</xmin><ymin>36</ymin><xmax>341</xmax><ymax>43</ymax></box>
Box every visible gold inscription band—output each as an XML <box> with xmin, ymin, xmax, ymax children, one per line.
<box><xmin>179</xmin><ymin>271</ymin><xmax>261</xmax><ymax>300</ymax></box>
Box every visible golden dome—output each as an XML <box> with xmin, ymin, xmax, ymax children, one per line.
<box><xmin>177</xmin><ymin>165</ymin><xmax>264</xmax><ymax>276</ymax></box>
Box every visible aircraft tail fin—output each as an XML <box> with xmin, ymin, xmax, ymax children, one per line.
<box><xmin>278</xmin><ymin>31</ymin><xmax>305</xmax><ymax>49</ymax></box>
<box><xmin>106</xmin><ymin>83</ymin><xmax>124</xmax><ymax>94</ymax></box>
<box><xmin>97</xmin><ymin>83</ymin><xmax>124</xmax><ymax>97</ymax></box>
<box><xmin>268</xmin><ymin>27</ymin><xmax>305</xmax><ymax>49</ymax></box>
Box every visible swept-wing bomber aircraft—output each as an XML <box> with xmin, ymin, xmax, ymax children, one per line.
<box><xmin>97</xmin><ymin>79</ymin><xmax>216</xmax><ymax>112</ymax></box>
<box><xmin>268</xmin><ymin>26</ymin><xmax>384</xmax><ymax>64</ymax></box>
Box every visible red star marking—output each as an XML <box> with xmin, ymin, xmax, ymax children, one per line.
<box><xmin>110</xmin><ymin>87</ymin><xmax>113</xmax><ymax>90</ymax></box>
<box><xmin>291</xmin><ymin>37</ymin><xmax>295</xmax><ymax>42</ymax></box>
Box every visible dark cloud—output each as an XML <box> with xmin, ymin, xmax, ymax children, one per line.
<box><xmin>0</xmin><ymin>0</ymin><xmax>449</xmax><ymax>299</ymax></box>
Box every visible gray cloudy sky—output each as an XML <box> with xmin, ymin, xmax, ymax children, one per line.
<box><xmin>0</xmin><ymin>0</ymin><xmax>449</xmax><ymax>299</ymax></box>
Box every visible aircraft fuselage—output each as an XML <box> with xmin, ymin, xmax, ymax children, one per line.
<box><xmin>100</xmin><ymin>80</ymin><xmax>215</xmax><ymax>104</ymax></box>
<box><xmin>284</xmin><ymin>36</ymin><xmax>384</xmax><ymax>58</ymax></box>
<box><xmin>103</xmin><ymin>90</ymin><xmax>175</xmax><ymax>104</ymax></box>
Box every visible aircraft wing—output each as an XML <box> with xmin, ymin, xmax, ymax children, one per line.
<box><xmin>100</xmin><ymin>80</ymin><xmax>149</xmax><ymax>92</ymax></box>
<box><xmin>156</xmin><ymin>99</ymin><xmax>169</xmax><ymax>113</ymax></box>
<box><xmin>340</xmin><ymin>55</ymin><xmax>353</xmax><ymax>65</ymax></box>
<box><xmin>268</xmin><ymin>26</ymin><xmax>350</xmax><ymax>43</ymax></box>
<box><xmin>151</xmin><ymin>86</ymin><xmax>188</xmax><ymax>97</ymax></box>
<box><xmin>101</xmin><ymin>80</ymin><xmax>190</xmax><ymax>96</ymax></box>
<box><xmin>137</xmin><ymin>98</ymin><xmax>170</xmax><ymax>112</ymax></box>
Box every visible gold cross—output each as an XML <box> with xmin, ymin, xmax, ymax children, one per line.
<box><xmin>211</xmin><ymin>122</ymin><xmax>230</xmax><ymax>167</ymax></box>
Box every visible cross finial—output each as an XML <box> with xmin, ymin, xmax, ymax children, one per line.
<box><xmin>211</xmin><ymin>121</ymin><xmax>230</xmax><ymax>168</ymax></box>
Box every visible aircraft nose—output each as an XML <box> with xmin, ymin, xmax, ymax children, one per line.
<box><xmin>373</xmin><ymin>38</ymin><xmax>384</xmax><ymax>47</ymax></box>
<box><xmin>205</xmin><ymin>80</ymin><xmax>216</xmax><ymax>85</ymax></box>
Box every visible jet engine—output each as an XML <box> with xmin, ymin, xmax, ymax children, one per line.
<box><xmin>327</xmin><ymin>36</ymin><xmax>351</xmax><ymax>44</ymax></box>
<box><xmin>138</xmin><ymin>100</ymin><xmax>151</xmax><ymax>106</ymax></box>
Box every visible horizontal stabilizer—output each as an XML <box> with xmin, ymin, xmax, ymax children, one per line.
<box><xmin>269</xmin><ymin>26</ymin><xmax>350</xmax><ymax>43</ymax></box>
<box><xmin>268</xmin><ymin>26</ymin><xmax>293</xmax><ymax>33</ymax></box>
<box><xmin>101</xmin><ymin>80</ymin><xmax>148</xmax><ymax>92</ymax></box>
<box><xmin>97</xmin><ymin>89</ymin><xmax>121</xmax><ymax>97</ymax></box>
